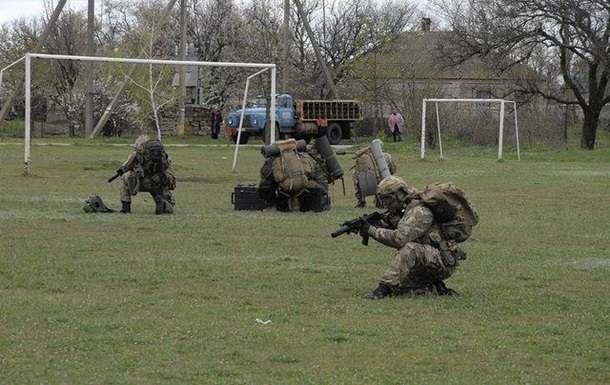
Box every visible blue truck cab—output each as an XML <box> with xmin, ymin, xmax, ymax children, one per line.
<box><xmin>225</xmin><ymin>93</ymin><xmax>362</xmax><ymax>145</ymax></box>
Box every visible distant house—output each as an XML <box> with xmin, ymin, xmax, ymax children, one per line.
<box><xmin>349</xmin><ymin>17</ymin><xmax>543</xmax><ymax>123</ymax></box>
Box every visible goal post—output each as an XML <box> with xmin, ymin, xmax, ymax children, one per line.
<box><xmin>421</xmin><ymin>98</ymin><xmax>520</xmax><ymax>161</ymax></box>
<box><xmin>18</xmin><ymin>52</ymin><xmax>276</xmax><ymax>175</ymax></box>
<box><xmin>231</xmin><ymin>67</ymin><xmax>272</xmax><ymax>172</ymax></box>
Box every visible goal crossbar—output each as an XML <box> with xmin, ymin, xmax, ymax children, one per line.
<box><xmin>421</xmin><ymin>98</ymin><xmax>520</xmax><ymax>161</ymax></box>
<box><xmin>16</xmin><ymin>52</ymin><xmax>276</xmax><ymax>174</ymax></box>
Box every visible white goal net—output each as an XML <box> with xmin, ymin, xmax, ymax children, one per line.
<box><xmin>421</xmin><ymin>98</ymin><xmax>520</xmax><ymax>161</ymax></box>
<box><xmin>2</xmin><ymin>52</ymin><xmax>276</xmax><ymax>174</ymax></box>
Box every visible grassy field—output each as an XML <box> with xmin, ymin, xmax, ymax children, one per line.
<box><xmin>1</xmin><ymin>135</ymin><xmax>609</xmax><ymax>384</ymax></box>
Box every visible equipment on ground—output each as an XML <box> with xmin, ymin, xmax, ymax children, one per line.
<box><xmin>83</xmin><ymin>194</ymin><xmax>114</xmax><ymax>213</ymax></box>
<box><xmin>353</xmin><ymin>139</ymin><xmax>391</xmax><ymax>198</ymax></box>
<box><xmin>370</xmin><ymin>139</ymin><xmax>391</xmax><ymax>180</ymax></box>
<box><xmin>231</xmin><ymin>184</ymin><xmax>268</xmax><ymax>210</ymax></box>
<box><xmin>314</xmin><ymin>132</ymin><xmax>344</xmax><ymax>181</ymax></box>
<box><xmin>261</xmin><ymin>139</ymin><xmax>308</xmax><ymax>158</ymax></box>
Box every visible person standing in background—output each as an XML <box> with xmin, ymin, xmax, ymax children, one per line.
<box><xmin>211</xmin><ymin>105</ymin><xmax>222</xmax><ymax>139</ymax></box>
<box><xmin>388</xmin><ymin>107</ymin><xmax>404</xmax><ymax>142</ymax></box>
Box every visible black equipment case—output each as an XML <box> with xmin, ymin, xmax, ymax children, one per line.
<box><xmin>231</xmin><ymin>184</ymin><xmax>267</xmax><ymax>210</ymax></box>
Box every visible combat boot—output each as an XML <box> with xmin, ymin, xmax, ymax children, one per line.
<box><xmin>364</xmin><ymin>282</ymin><xmax>393</xmax><ymax>300</ymax></box>
<box><xmin>154</xmin><ymin>195</ymin><xmax>165</xmax><ymax>215</ymax></box>
<box><xmin>434</xmin><ymin>281</ymin><xmax>459</xmax><ymax>296</ymax></box>
<box><xmin>163</xmin><ymin>200</ymin><xmax>174</xmax><ymax>214</ymax></box>
<box><xmin>154</xmin><ymin>195</ymin><xmax>174</xmax><ymax>215</ymax></box>
<box><xmin>120</xmin><ymin>201</ymin><xmax>131</xmax><ymax>213</ymax></box>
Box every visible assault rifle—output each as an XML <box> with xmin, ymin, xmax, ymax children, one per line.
<box><xmin>331</xmin><ymin>211</ymin><xmax>387</xmax><ymax>246</ymax></box>
<box><xmin>107</xmin><ymin>168</ymin><xmax>124</xmax><ymax>183</ymax></box>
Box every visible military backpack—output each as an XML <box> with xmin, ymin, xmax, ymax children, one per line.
<box><xmin>272</xmin><ymin>150</ymin><xmax>311</xmax><ymax>196</ymax></box>
<box><xmin>139</xmin><ymin>140</ymin><xmax>169</xmax><ymax>174</ymax></box>
<box><xmin>416</xmin><ymin>182</ymin><xmax>479</xmax><ymax>243</ymax></box>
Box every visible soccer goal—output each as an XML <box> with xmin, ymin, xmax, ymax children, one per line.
<box><xmin>421</xmin><ymin>98</ymin><xmax>520</xmax><ymax>161</ymax></box>
<box><xmin>3</xmin><ymin>52</ymin><xmax>276</xmax><ymax>175</ymax></box>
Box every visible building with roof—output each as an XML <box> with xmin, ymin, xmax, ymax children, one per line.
<box><xmin>348</xmin><ymin>17</ymin><xmax>544</xmax><ymax>137</ymax></box>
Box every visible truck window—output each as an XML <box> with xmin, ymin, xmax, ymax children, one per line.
<box><xmin>277</xmin><ymin>95</ymin><xmax>292</xmax><ymax>108</ymax></box>
<box><xmin>253</xmin><ymin>96</ymin><xmax>267</xmax><ymax>107</ymax></box>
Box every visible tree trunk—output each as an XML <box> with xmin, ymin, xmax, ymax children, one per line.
<box><xmin>580</xmin><ymin>107</ymin><xmax>601</xmax><ymax>149</ymax></box>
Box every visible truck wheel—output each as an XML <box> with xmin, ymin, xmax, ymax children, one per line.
<box><xmin>231</xmin><ymin>132</ymin><xmax>250</xmax><ymax>144</ymax></box>
<box><xmin>326</xmin><ymin>123</ymin><xmax>342</xmax><ymax>145</ymax></box>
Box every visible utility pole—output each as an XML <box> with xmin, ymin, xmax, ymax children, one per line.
<box><xmin>176</xmin><ymin>0</ymin><xmax>187</xmax><ymax>136</ymax></box>
<box><xmin>293</xmin><ymin>0</ymin><xmax>339</xmax><ymax>99</ymax></box>
<box><xmin>85</xmin><ymin>0</ymin><xmax>95</xmax><ymax>136</ymax></box>
<box><xmin>281</xmin><ymin>0</ymin><xmax>289</xmax><ymax>93</ymax></box>
<box><xmin>0</xmin><ymin>0</ymin><xmax>68</xmax><ymax>123</ymax></box>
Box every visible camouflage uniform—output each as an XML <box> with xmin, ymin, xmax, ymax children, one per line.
<box><xmin>118</xmin><ymin>135</ymin><xmax>175</xmax><ymax>214</ymax></box>
<box><xmin>370</xmin><ymin>204</ymin><xmax>460</xmax><ymax>288</ymax></box>
<box><xmin>257</xmin><ymin>147</ymin><xmax>331</xmax><ymax>212</ymax></box>
<box><xmin>364</xmin><ymin>176</ymin><xmax>465</xmax><ymax>298</ymax></box>
<box><xmin>305</xmin><ymin>146</ymin><xmax>334</xmax><ymax>193</ymax></box>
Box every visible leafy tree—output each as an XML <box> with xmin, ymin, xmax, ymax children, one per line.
<box><xmin>436</xmin><ymin>0</ymin><xmax>610</xmax><ymax>149</ymax></box>
<box><xmin>0</xmin><ymin>18</ymin><xmax>48</xmax><ymax>119</ymax></box>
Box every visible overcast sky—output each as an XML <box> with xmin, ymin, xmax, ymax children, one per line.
<box><xmin>0</xmin><ymin>0</ymin><xmax>434</xmax><ymax>26</ymax></box>
<box><xmin>0</xmin><ymin>0</ymin><xmax>90</xmax><ymax>24</ymax></box>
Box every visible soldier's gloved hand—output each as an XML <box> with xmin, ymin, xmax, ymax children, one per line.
<box><xmin>359</xmin><ymin>220</ymin><xmax>370</xmax><ymax>237</ymax></box>
<box><xmin>116</xmin><ymin>168</ymin><xmax>125</xmax><ymax>176</ymax></box>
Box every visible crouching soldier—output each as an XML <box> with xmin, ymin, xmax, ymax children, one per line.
<box><xmin>114</xmin><ymin>134</ymin><xmax>176</xmax><ymax>214</ymax></box>
<box><xmin>258</xmin><ymin>135</ymin><xmax>343</xmax><ymax>212</ymax></box>
<box><xmin>352</xmin><ymin>139</ymin><xmax>397</xmax><ymax>208</ymax></box>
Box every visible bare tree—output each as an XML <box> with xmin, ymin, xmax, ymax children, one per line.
<box><xmin>437</xmin><ymin>0</ymin><xmax>610</xmax><ymax>149</ymax></box>
<box><xmin>121</xmin><ymin>0</ymin><xmax>177</xmax><ymax>138</ymax></box>
<box><xmin>289</xmin><ymin>0</ymin><xmax>414</xmax><ymax>99</ymax></box>
<box><xmin>186</xmin><ymin>0</ymin><xmax>246</xmax><ymax>109</ymax></box>
<box><xmin>42</xmin><ymin>9</ymin><xmax>90</xmax><ymax>136</ymax></box>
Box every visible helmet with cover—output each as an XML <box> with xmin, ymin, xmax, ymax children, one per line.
<box><xmin>376</xmin><ymin>175</ymin><xmax>417</xmax><ymax>208</ymax></box>
<box><xmin>134</xmin><ymin>134</ymin><xmax>150</xmax><ymax>151</ymax></box>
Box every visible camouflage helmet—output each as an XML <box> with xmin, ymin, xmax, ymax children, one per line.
<box><xmin>134</xmin><ymin>134</ymin><xmax>150</xmax><ymax>151</ymax></box>
<box><xmin>377</xmin><ymin>175</ymin><xmax>417</xmax><ymax>201</ymax></box>
<box><xmin>83</xmin><ymin>194</ymin><xmax>112</xmax><ymax>213</ymax></box>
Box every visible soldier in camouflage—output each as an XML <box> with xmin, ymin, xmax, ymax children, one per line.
<box><xmin>258</xmin><ymin>145</ymin><xmax>331</xmax><ymax>212</ymax></box>
<box><xmin>116</xmin><ymin>134</ymin><xmax>176</xmax><ymax>215</ymax></box>
<box><xmin>360</xmin><ymin>175</ymin><xmax>466</xmax><ymax>299</ymax></box>
<box><xmin>353</xmin><ymin>151</ymin><xmax>397</xmax><ymax>208</ymax></box>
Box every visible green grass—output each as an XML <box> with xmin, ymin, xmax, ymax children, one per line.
<box><xmin>1</xmin><ymin>136</ymin><xmax>609</xmax><ymax>384</ymax></box>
